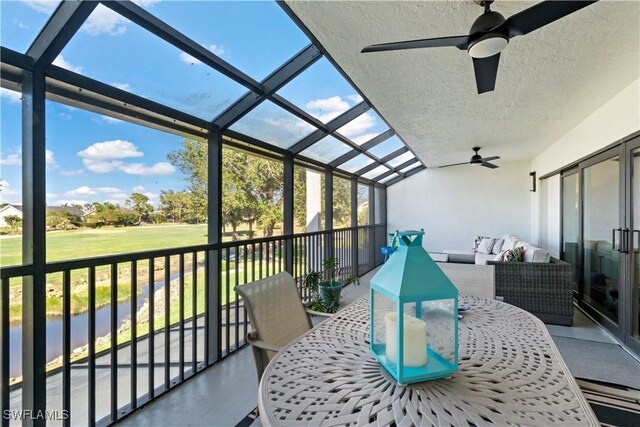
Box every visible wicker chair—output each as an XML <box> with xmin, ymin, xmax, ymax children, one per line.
<box><xmin>234</xmin><ymin>271</ymin><xmax>313</xmax><ymax>380</ymax></box>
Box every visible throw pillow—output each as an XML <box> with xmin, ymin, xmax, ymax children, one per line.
<box><xmin>491</xmin><ymin>238</ymin><xmax>504</xmax><ymax>254</ymax></box>
<box><xmin>477</xmin><ymin>237</ymin><xmax>496</xmax><ymax>255</ymax></box>
<box><xmin>473</xmin><ymin>235</ymin><xmax>491</xmax><ymax>253</ymax></box>
<box><xmin>501</xmin><ymin>247</ymin><xmax>525</xmax><ymax>262</ymax></box>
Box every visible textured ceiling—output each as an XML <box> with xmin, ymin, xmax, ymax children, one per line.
<box><xmin>285</xmin><ymin>0</ymin><xmax>640</xmax><ymax>167</ymax></box>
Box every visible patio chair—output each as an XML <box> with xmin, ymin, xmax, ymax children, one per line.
<box><xmin>234</xmin><ymin>271</ymin><xmax>313</xmax><ymax>380</ymax></box>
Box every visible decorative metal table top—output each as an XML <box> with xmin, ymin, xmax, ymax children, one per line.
<box><xmin>258</xmin><ymin>295</ymin><xmax>598</xmax><ymax>426</ymax></box>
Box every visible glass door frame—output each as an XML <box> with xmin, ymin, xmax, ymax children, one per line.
<box><xmin>624</xmin><ymin>136</ymin><xmax>640</xmax><ymax>354</ymax></box>
<box><xmin>560</xmin><ymin>167</ymin><xmax>581</xmax><ymax>297</ymax></box>
<box><xmin>576</xmin><ymin>145</ymin><xmax>626</xmax><ymax>338</ymax></box>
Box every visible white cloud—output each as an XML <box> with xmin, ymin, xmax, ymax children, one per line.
<box><xmin>45</xmin><ymin>149</ymin><xmax>57</xmax><ymax>169</ymax></box>
<box><xmin>112</xmin><ymin>82</ymin><xmax>131</xmax><ymax>91</ymax></box>
<box><xmin>208</xmin><ymin>44</ymin><xmax>224</xmax><ymax>56</ymax></box>
<box><xmin>64</xmin><ymin>186</ymin><xmax>123</xmax><ymax>197</ymax></box>
<box><xmin>77</xmin><ymin>140</ymin><xmax>175</xmax><ymax>175</ymax></box>
<box><xmin>81</xmin><ymin>159</ymin><xmax>124</xmax><ymax>173</ymax></box>
<box><xmin>264</xmin><ymin>117</ymin><xmax>314</xmax><ymax>136</ymax></box>
<box><xmin>119</xmin><ymin>162</ymin><xmax>175</xmax><ymax>175</ymax></box>
<box><xmin>179</xmin><ymin>44</ymin><xmax>225</xmax><ymax>64</ymax></box>
<box><xmin>22</xmin><ymin>0</ymin><xmax>59</xmax><ymax>14</ymax></box>
<box><xmin>306</xmin><ymin>96</ymin><xmax>350</xmax><ymax>122</ymax></box>
<box><xmin>60</xmin><ymin>169</ymin><xmax>84</xmax><ymax>177</ymax></box>
<box><xmin>78</xmin><ymin>140</ymin><xmax>144</xmax><ymax>160</ymax></box>
<box><xmin>350</xmin><ymin>132</ymin><xmax>379</xmax><ymax>145</ymax></box>
<box><xmin>1</xmin><ymin>88</ymin><xmax>22</xmax><ymax>104</ymax></box>
<box><xmin>15</xmin><ymin>20</ymin><xmax>29</xmax><ymax>29</ymax></box>
<box><xmin>347</xmin><ymin>94</ymin><xmax>364</xmax><ymax>104</ymax></box>
<box><xmin>53</xmin><ymin>55</ymin><xmax>84</xmax><ymax>74</ymax></box>
<box><xmin>101</xmin><ymin>115</ymin><xmax>123</xmax><ymax>124</ymax></box>
<box><xmin>0</xmin><ymin>149</ymin><xmax>21</xmax><ymax>166</ymax></box>
<box><xmin>336</xmin><ymin>112</ymin><xmax>376</xmax><ymax>139</ymax></box>
<box><xmin>132</xmin><ymin>185</ymin><xmax>145</xmax><ymax>193</ymax></box>
<box><xmin>132</xmin><ymin>0</ymin><xmax>161</xmax><ymax>7</ymax></box>
<box><xmin>82</xmin><ymin>4</ymin><xmax>127</xmax><ymax>36</ymax></box>
<box><xmin>0</xmin><ymin>179</ymin><xmax>19</xmax><ymax>195</ymax></box>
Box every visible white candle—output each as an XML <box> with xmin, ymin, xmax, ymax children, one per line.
<box><xmin>384</xmin><ymin>312</ymin><xmax>428</xmax><ymax>367</ymax></box>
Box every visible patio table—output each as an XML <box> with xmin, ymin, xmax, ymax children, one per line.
<box><xmin>258</xmin><ymin>295</ymin><xmax>598</xmax><ymax>426</ymax></box>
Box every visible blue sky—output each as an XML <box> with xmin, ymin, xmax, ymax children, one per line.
<box><xmin>0</xmin><ymin>0</ymin><xmax>402</xmax><ymax>208</ymax></box>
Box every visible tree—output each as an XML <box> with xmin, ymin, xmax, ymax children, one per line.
<box><xmin>333</xmin><ymin>177</ymin><xmax>352</xmax><ymax>228</ymax></box>
<box><xmin>168</xmin><ymin>140</ymin><xmax>285</xmax><ymax>237</ymax></box>
<box><xmin>4</xmin><ymin>215</ymin><xmax>22</xmax><ymax>230</ymax></box>
<box><xmin>126</xmin><ymin>192</ymin><xmax>153</xmax><ymax>224</ymax></box>
<box><xmin>46</xmin><ymin>210</ymin><xmax>79</xmax><ymax>230</ymax></box>
<box><xmin>160</xmin><ymin>190</ymin><xmax>189</xmax><ymax>223</ymax></box>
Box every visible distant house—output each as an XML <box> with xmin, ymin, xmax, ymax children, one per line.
<box><xmin>0</xmin><ymin>204</ymin><xmax>86</xmax><ymax>227</ymax></box>
<box><xmin>0</xmin><ymin>204</ymin><xmax>23</xmax><ymax>227</ymax></box>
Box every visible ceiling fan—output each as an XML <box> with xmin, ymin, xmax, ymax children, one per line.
<box><xmin>361</xmin><ymin>0</ymin><xmax>598</xmax><ymax>94</ymax></box>
<box><xmin>439</xmin><ymin>147</ymin><xmax>500</xmax><ymax>169</ymax></box>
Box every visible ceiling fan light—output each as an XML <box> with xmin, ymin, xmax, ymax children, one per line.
<box><xmin>468</xmin><ymin>36</ymin><xmax>508</xmax><ymax>58</ymax></box>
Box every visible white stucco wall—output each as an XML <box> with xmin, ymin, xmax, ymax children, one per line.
<box><xmin>387</xmin><ymin>161</ymin><xmax>532</xmax><ymax>252</ymax></box>
<box><xmin>531</xmin><ymin>78</ymin><xmax>640</xmax><ymax>248</ymax></box>
<box><xmin>531</xmin><ymin>78</ymin><xmax>640</xmax><ymax>178</ymax></box>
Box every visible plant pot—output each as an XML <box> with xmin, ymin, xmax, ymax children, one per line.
<box><xmin>319</xmin><ymin>282</ymin><xmax>343</xmax><ymax>311</ymax></box>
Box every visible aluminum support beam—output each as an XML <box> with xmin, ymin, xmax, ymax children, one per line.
<box><xmin>385</xmin><ymin>165</ymin><xmax>426</xmax><ymax>186</ymax></box>
<box><xmin>368</xmin><ymin>185</ymin><xmax>376</xmax><ymax>265</ymax></box>
<box><xmin>207</xmin><ymin>129</ymin><xmax>222</xmax><ymax>364</ymax></box>
<box><xmin>354</xmin><ymin>160</ymin><xmax>383</xmax><ymax>177</ymax></box>
<box><xmin>283</xmin><ymin>156</ymin><xmax>295</xmax><ymax>273</ymax></box>
<box><xmin>270</xmin><ymin>94</ymin><xmax>328</xmax><ymax>131</ymax></box>
<box><xmin>350</xmin><ymin>178</ymin><xmax>358</xmax><ymax>274</ymax></box>
<box><xmin>324</xmin><ymin>170</ymin><xmax>334</xmax><ymax>259</ymax></box>
<box><xmin>46</xmin><ymin>65</ymin><xmax>210</xmax><ymax>131</ymax></box>
<box><xmin>360</xmin><ymin>129</ymin><xmax>395</xmax><ymax>151</ymax></box>
<box><xmin>329</xmin><ymin>129</ymin><xmax>396</xmax><ymax>168</ymax></box>
<box><xmin>380</xmin><ymin>147</ymin><xmax>409</xmax><ymax>164</ymax></box>
<box><xmin>27</xmin><ymin>1</ymin><xmax>97</xmax><ymax>69</ymax></box>
<box><xmin>289</xmin><ymin>102</ymin><xmax>370</xmax><ymax>154</ymax></box>
<box><xmin>213</xmin><ymin>44</ymin><xmax>321</xmax><ymax>129</ymax></box>
<box><xmin>21</xmin><ymin>69</ymin><xmax>47</xmax><ymax>427</ymax></box>
<box><xmin>104</xmin><ymin>0</ymin><xmax>262</xmax><ymax>93</ymax></box>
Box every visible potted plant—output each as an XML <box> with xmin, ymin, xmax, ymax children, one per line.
<box><xmin>303</xmin><ymin>256</ymin><xmax>359</xmax><ymax>313</ymax></box>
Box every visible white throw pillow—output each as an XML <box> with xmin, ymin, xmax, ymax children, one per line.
<box><xmin>476</xmin><ymin>237</ymin><xmax>496</xmax><ymax>255</ymax></box>
<box><xmin>491</xmin><ymin>239</ymin><xmax>504</xmax><ymax>254</ymax></box>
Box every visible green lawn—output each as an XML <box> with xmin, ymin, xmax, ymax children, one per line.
<box><xmin>1</xmin><ymin>224</ymin><xmax>209</xmax><ymax>267</ymax></box>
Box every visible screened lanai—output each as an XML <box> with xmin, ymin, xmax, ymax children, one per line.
<box><xmin>0</xmin><ymin>1</ymin><xmax>425</xmax><ymax>426</ymax></box>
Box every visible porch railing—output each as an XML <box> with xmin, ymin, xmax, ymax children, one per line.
<box><xmin>0</xmin><ymin>224</ymin><xmax>386</xmax><ymax>426</ymax></box>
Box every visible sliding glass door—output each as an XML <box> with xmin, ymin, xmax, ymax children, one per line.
<box><xmin>626</xmin><ymin>140</ymin><xmax>640</xmax><ymax>354</ymax></box>
<box><xmin>562</xmin><ymin>171</ymin><xmax>580</xmax><ymax>290</ymax></box>
<box><xmin>582</xmin><ymin>150</ymin><xmax>623</xmax><ymax>328</ymax></box>
<box><xmin>561</xmin><ymin>134</ymin><xmax>640</xmax><ymax>352</ymax></box>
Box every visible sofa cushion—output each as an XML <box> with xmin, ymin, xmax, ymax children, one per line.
<box><xmin>491</xmin><ymin>239</ymin><xmax>504</xmax><ymax>254</ymax></box>
<box><xmin>475</xmin><ymin>254</ymin><xmax>496</xmax><ymax>265</ymax></box>
<box><xmin>477</xmin><ymin>237</ymin><xmax>496</xmax><ymax>254</ymax></box>
<box><xmin>473</xmin><ymin>235</ymin><xmax>492</xmax><ymax>253</ymax></box>
<box><xmin>500</xmin><ymin>235</ymin><xmax>521</xmax><ymax>252</ymax></box>
<box><xmin>516</xmin><ymin>241</ymin><xmax>550</xmax><ymax>263</ymax></box>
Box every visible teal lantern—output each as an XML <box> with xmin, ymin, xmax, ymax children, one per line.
<box><xmin>370</xmin><ymin>229</ymin><xmax>459</xmax><ymax>385</ymax></box>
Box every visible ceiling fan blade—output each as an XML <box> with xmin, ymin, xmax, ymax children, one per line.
<box><xmin>472</xmin><ymin>53</ymin><xmax>500</xmax><ymax>94</ymax></box>
<box><xmin>438</xmin><ymin>161</ymin><xmax>469</xmax><ymax>169</ymax></box>
<box><xmin>499</xmin><ymin>1</ymin><xmax>598</xmax><ymax>38</ymax></box>
<box><xmin>481</xmin><ymin>162</ymin><xmax>499</xmax><ymax>169</ymax></box>
<box><xmin>480</xmin><ymin>156</ymin><xmax>500</xmax><ymax>162</ymax></box>
<box><xmin>361</xmin><ymin>35</ymin><xmax>468</xmax><ymax>53</ymax></box>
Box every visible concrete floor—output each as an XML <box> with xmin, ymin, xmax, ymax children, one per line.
<box><xmin>118</xmin><ymin>268</ymin><xmax>640</xmax><ymax>426</ymax></box>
